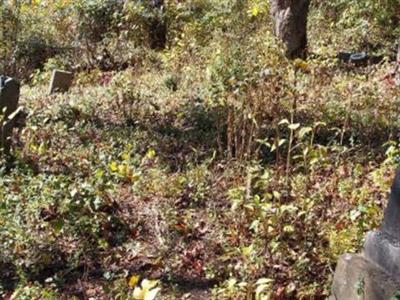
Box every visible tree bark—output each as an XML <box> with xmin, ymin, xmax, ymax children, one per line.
<box><xmin>149</xmin><ymin>0</ymin><xmax>166</xmax><ymax>50</ymax></box>
<box><xmin>270</xmin><ymin>0</ymin><xmax>310</xmax><ymax>59</ymax></box>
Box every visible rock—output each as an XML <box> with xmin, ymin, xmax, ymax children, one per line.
<box><xmin>364</xmin><ymin>230</ymin><xmax>400</xmax><ymax>279</ymax></box>
<box><xmin>330</xmin><ymin>254</ymin><xmax>400</xmax><ymax>300</ymax></box>
<box><xmin>0</xmin><ymin>76</ymin><xmax>20</xmax><ymax>155</ymax></box>
<box><xmin>49</xmin><ymin>69</ymin><xmax>73</xmax><ymax>94</ymax></box>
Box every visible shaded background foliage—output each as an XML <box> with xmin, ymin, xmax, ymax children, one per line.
<box><xmin>2</xmin><ymin>0</ymin><xmax>399</xmax><ymax>78</ymax></box>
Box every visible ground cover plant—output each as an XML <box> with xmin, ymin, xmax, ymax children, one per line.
<box><xmin>1</xmin><ymin>0</ymin><xmax>400</xmax><ymax>299</ymax></box>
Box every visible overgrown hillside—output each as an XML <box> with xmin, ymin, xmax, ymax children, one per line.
<box><xmin>1</xmin><ymin>0</ymin><xmax>400</xmax><ymax>299</ymax></box>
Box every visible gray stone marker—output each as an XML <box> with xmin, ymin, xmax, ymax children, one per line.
<box><xmin>330</xmin><ymin>169</ymin><xmax>400</xmax><ymax>299</ymax></box>
<box><xmin>364</xmin><ymin>169</ymin><xmax>400</xmax><ymax>278</ymax></box>
<box><xmin>0</xmin><ymin>76</ymin><xmax>20</xmax><ymax>156</ymax></box>
<box><xmin>49</xmin><ymin>69</ymin><xmax>73</xmax><ymax>94</ymax></box>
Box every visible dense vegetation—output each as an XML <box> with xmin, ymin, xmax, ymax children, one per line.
<box><xmin>1</xmin><ymin>0</ymin><xmax>400</xmax><ymax>299</ymax></box>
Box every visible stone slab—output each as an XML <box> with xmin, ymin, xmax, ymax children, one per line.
<box><xmin>382</xmin><ymin>168</ymin><xmax>400</xmax><ymax>241</ymax></box>
<box><xmin>330</xmin><ymin>253</ymin><xmax>400</xmax><ymax>300</ymax></box>
<box><xmin>49</xmin><ymin>69</ymin><xmax>73</xmax><ymax>94</ymax></box>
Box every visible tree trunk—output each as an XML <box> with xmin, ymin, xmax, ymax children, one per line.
<box><xmin>149</xmin><ymin>0</ymin><xmax>166</xmax><ymax>50</ymax></box>
<box><xmin>395</xmin><ymin>44</ymin><xmax>400</xmax><ymax>86</ymax></box>
<box><xmin>270</xmin><ymin>0</ymin><xmax>310</xmax><ymax>59</ymax></box>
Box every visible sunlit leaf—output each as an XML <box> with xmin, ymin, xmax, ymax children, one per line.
<box><xmin>283</xmin><ymin>225</ymin><xmax>295</xmax><ymax>233</ymax></box>
<box><xmin>288</xmin><ymin>123</ymin><xmax>300</xmax><ymax>130</ymax></box>
<box><xmin>144</xmin><ymin>287</ymin><xmax>161</xmax><ymax>300</ymax></box>
<box><xmin>272</xmin><ymin>191</ymin><xmax>281</xmax><ymax>200</ymax></box>
<box><xmin>279</xmin><ymin>119</ymin><xmax>289</xmax><ymax>125</ymax></box>
<box><xmin>298</xmin><ymin>127</ymin><xmax>312</xmax><ymax>139</ymax></box>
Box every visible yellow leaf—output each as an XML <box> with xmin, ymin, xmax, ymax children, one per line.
<box><xmin>109</xmin><ymin>161</ymin><xmax>118</xmax><ymax>172</ymax></box>
<box><xmin>129</xmin><ymin>275</ymin><xmax>141</xmax><ymax>288</ymax></box>
<box><xmin>146</xmin><ymin>149</ymin><xmax>156</xmax><ymax>159</ymax></box>
<box><xmin>242</xmin><ymin>245</ymin><xmax>253</xmax><ymax>257</ymax></box>
<box><xmin>293</xmin><ymin>58</ymin><xmax>309</xmax><ymax>71</ymax></box>
<box><xmin>251</xmin><ymin>7</ymin><xmax>260</xmax><ymax>16</ymax></box>
<box><xmin>122</xmin><ymin>152</ymin><xmax>131</xmax><ymax>161</ymax></box>
<box><xmin>38</xmin><ymin>143</ymin><xmax>46</xmax><ymax>155</ymax></box>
